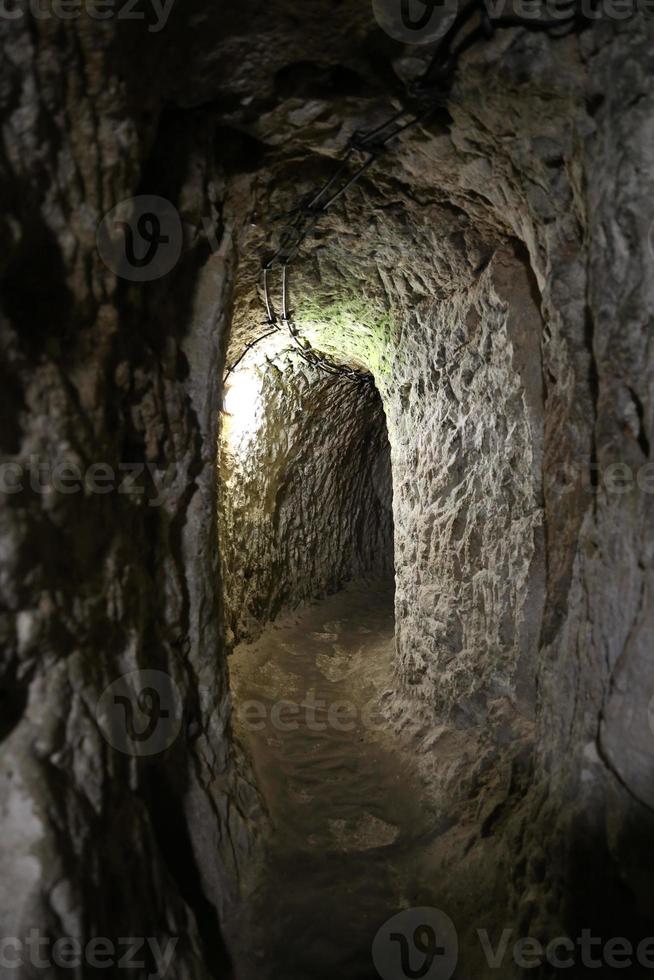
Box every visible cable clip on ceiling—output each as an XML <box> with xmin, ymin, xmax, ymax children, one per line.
<box><xmin>224</xmin><ymin>0</ymin><xmax>588</xmax><ymax>386</ymax></box>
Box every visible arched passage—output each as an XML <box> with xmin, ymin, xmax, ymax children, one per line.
<box><xmin>2</xmin><ymin>8</ymin><xmax>652</xmax><ymax>980</ymax></box>
<box><xmin>219</xmin><ymin>236</ymin><xmax>547</xmax><ymax>975</ymax></box>
<box><xmin>219</xmin><ymin>345</ymin><xmax>394</xmax><ymax>647</ymax></box>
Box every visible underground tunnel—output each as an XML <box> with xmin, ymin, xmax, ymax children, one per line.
<box><xmin>1</xmin><ymin>2</ymin><xmax>654</xmax><ymax>980</ymax></box>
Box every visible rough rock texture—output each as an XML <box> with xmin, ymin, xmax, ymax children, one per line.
<box><xmin>0</xmin><ymin>16</ymin><xmax>262</xmax><ymax>979</ymax></box>
<box><xmin>220</xmin><ymin>355</ymin><xmax>393</xmax><ymax>643</ymax></box>
<box><xmin>230</xmin><ymin>196</ymin><xmax>549</xmax><ymax>972</ymax></box>
<box><xmin>1</xmin><ymin>2</ymin><xmax>654</xmax><ymax>978</ymax></box>
<box><xmin>222</xmin><ymin>7</ymin><xmax>654</xmax><ymax>969</ymax></box>
<box><xmin>378</xmin><ymin>247</ymin><xmax>545</xmax><ymax>720</ymax></box>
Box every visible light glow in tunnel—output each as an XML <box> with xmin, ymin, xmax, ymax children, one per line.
<box><xmin>222</xmin><ymin>366</ymin><xmax>265</xmax><ymax>449</ymax></box>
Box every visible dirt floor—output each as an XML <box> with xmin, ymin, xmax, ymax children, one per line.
<box><xmin>229</xmin><ymin>580</ymin><xmax>446</xmax><ymax>980</ymax></box>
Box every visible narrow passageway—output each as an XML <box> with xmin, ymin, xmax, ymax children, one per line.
<box><xmin>230</xmin><ymin>582</ymin><xmax>437</xmax><ymax>980</ymax></box>
<box><xmin>3</xmin><ymin>5</ymin><xmax>653</xmax><ymax>977</ymax></box>
<box><xmin>218</xmin><ymin>265</ymin><xmax>550</xmax><ymax>976</ymax></box>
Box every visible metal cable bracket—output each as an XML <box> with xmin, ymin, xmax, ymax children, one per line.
<box><xmin>252</xmin><ymin>0</ymin><xmax>586</xmax><ymax>385</ymax></box>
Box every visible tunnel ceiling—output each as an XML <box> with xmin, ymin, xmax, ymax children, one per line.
<box><xmin>201</xmin><ymin>2</ymin><xmax>587</xmax><ymax>376</ymax></box>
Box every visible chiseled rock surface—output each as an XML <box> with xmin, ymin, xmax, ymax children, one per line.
<box><xmin>0</xmin><ymin>15</ymin><xmax>262</xmax><ymax>979</ymax></box>
<box><xmin>220</xmin><ymin>358</ymin><xmax>393</xmax><ymax>644</ymax></box>
<box><xmin>1</xmin><ymin>2</ymin><xmax>653</xmax><ymax>977</ymax></box>
<box><xmin>223</xmin><ymin>8</ymin><xmax>654</xmax><ymax>961</ymax></box>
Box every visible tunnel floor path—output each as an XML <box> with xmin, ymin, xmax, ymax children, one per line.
<box><xmin>229</xmin><ymin>580</ymin><xmax>441</xmax><ymax>980</ymax></box>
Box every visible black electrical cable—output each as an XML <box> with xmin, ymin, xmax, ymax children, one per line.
<box><xmin>228</xmin><ymin>0</ymin><xmax>585</xmax><ymax>386</ymax></box>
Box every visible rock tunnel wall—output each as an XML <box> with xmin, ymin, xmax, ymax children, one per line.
<box><xmin>0</xmin><ymin>20</ymin><xmax>263</xmax><ymax>978</ymax></box>
<box><xmin>379</xmin><ymin>248</ymin><xmax>545</xmax><ymax>722</ymax></box>
<box><xmin>231</xmin><ymin>194</ymin><xmax>547</xmax><ymax>734</ymax></box>
<box><xmin>225</xmin><ymin>10</ymin><xmax>654</xmax><ymax>957</ymax></box>
<box><xmin>436</xmin><ymin>23</ymin><xmax>654</xmax><ymax>946</ymax></box>
<box><xmin>220</xmin><ymin>359</ymin><xmax>393</xmax><ymax>644</ymax></box>
<box><xmin>0</xmin><ymin>5</ymin><xmax>653</xmax><ymax>979</ymax></box>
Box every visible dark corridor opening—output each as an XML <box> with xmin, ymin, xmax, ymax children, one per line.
<box><xmin>219</xmin><ymin>360</ymin><xmax>415</xmax><ymax>979</ymax></box>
